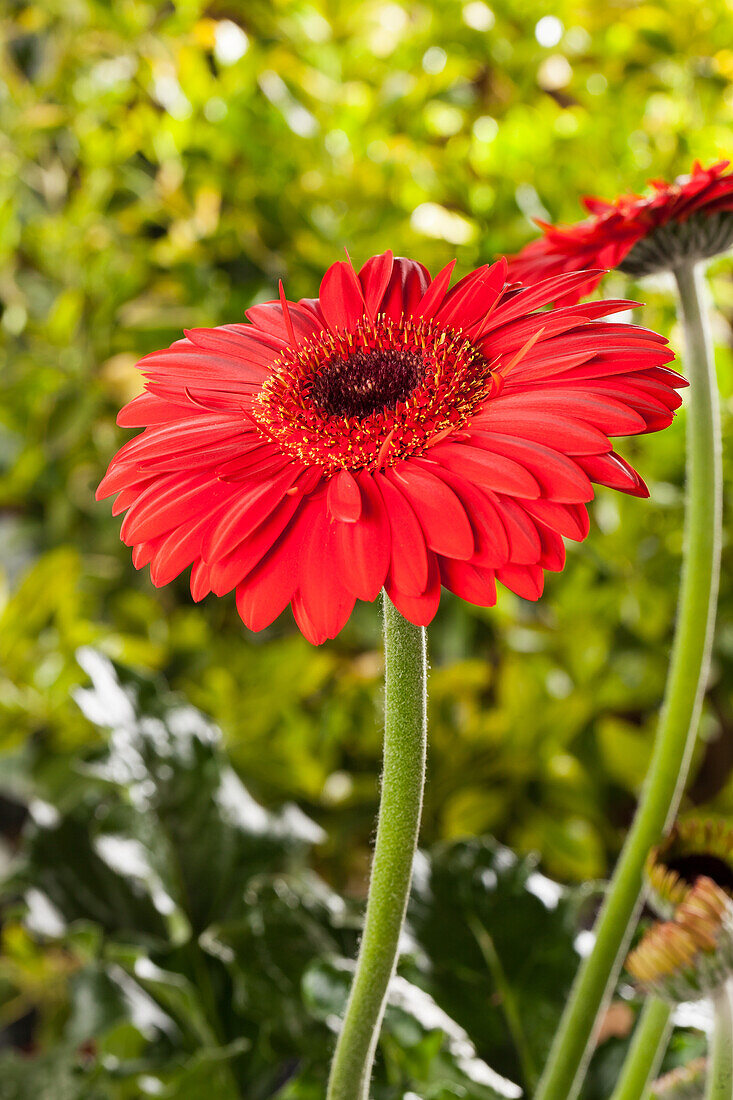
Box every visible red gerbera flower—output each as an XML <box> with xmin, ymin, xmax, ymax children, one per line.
<box><xmin>97</xmin><ymin>252</ymin><xmax>685</xmax><ymax>644</ymax></box>
<box><xmin>507</xmin><ymin>160</ymin><xmax>733</xmax><ymax>300</ymax></box>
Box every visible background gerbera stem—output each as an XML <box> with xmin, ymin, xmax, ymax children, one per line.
<box><xmin>536</xmin><ymin>260</ymin><xmax>722</xmax><ymax>1100</ymax></box>
<box><xmin>609</xmin><ymin>998</ymin><xmax>672</xmax><ymax>1100</ymax></box>
<box><xmin>707</xmin><ymin>983</ymin><xmax>733</xmax><ymax>1100</ymax></box>
<box><xmin>326</xmin><ymin>596</ymin><xmax>427</xmax><ymax>1100</ymax></box>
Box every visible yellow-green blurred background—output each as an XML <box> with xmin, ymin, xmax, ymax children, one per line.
<box><xmin>0</xmin><ymin>2</ymin><xmax>732</xmax><ymax>1094</ymax></box>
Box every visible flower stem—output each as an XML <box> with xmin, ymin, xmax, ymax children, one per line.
<box><xmin>535</xmin><ymin>260</ymin><xmax>722</xmax><ymax>1100</ymax></box>
<box><xmin>469</xmin><ymin>913</ymin><xmax>538</xmax><ymax>1092</ymax></box>
<box><xmin>610</xmin><ymin>998</ymin><xmax>672</xmax><ymax>1100</ymax></box>
<box><xmin>326</xmin><ymin>596</ymin><xmax>427</xmax><ymax>1100</ymax></box>
<box><xmin>706</xmin><ymin>983</ymin><xmax>733</xmax><ymax>1100</ymax></box>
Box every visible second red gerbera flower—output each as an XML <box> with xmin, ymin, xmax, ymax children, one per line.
<box><xmin>98</xmin><ymin>252</ymin><xmax>685</xmax><ymax>643</ymax></box>
<box><xmin>507</xmin><ymin>160</ymin><xmax>733</xmax><ymax>297</ymax></box>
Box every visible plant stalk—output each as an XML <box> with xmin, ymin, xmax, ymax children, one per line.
<box><xmin>535</xmin><ymin>260</ymin><xmax>722</xmax><ymax>1100</ymax></box>
<box><xmin>326</xmin><ymin>595</ymin><xmax>427</xmax><ymax>1100</ymax></box>
<box><xmin>610</xmin><ymin>998</ymin><xmax>672</xmax><ymax>1100</ymax></box>
<box><xmin>706</xmin><ymin>983</ymin><xmax>733</xmax><ymax>1100</ymax></box>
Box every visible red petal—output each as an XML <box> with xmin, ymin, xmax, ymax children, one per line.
<box><xmin>235</xmin><ymin>569</ymin><xmax>292</xmax><ymax>632</ymax></box>
<box><xmin>101</xmin><ymin>415</ymin><xmax>245</xmax><ymax>473</ymax></box>
<box><xmin>642</xmin><ymin>365</ymin><xmax>689</xmax><ymax>392</ymax></box>
<box><xmin>434</xmin><ymin>470</ymin><xmax>510</xmax><ymax>568</ymax></box>
<box><xmin>592</xmin><ymin>376</ymin><xmax>682</xmax><ymax>413</ymax></box>
<box><xmin>583</xmin><ymin>195</ymin><xmax>616</xmax><ymax>214</ymax></box>
<box><xmin>190</xmin><ymin>560</ymin><xmax>212</xmax><ymax>602</ymax></box>
<box><xmin>425</xmin><ymin>442</ymin><xmax>541</xmax><ymax>499</ymax></box>
<box><xmin>335</xmin><ymin>472</ymin><xmax>391</xmax><ymax>601</ymax></box>
<box><xmin>234</xmin><ymin>503</ymin><xmax>315</xmax><ymax>631</ymax></box>
<box><xmin>436</xmin><ymin>259</ymin><xmax>507</xmax><ymax>329</ymax></box>
<box><xmin>575</xmin><ymin>380</ymin><xmax>679</xmax><ymax>427</ymax></box>
<box><xmin>439</xmin><ymin>558</ymin><xmax>497</xmax><ymax>606</ymax></box>
<box><xmin>112</xmin><ymin>485</ymin><xmax>151</xmax><ymax>516</ymax></box>
<box><xmin>135</xmin><ymin>437</ymin><xmax>253</xmax><ymax>477</ymax></box>
<box><xmin>491</xmin><ymin>391</ymin><xmax>647</xmax><ymax>436</ymax></box>
<box><xmin>472</xmin><ymin>406</ymin><xmax>611</xmax><ymax>455</ymax></box>
<box><xmin>327</xmin><ymin>469</ymin><xmax>362</xmax><ymax>522</ymax></box>
<box><xmin>358</xmin><ymin>251</ymin><xmax>394</xmax><ymax>318</ymax></box>
<box><xmin>203</xmin><ymin>464</ymin><xmax>301</xmax><ymax>562</ymax></box>
<box><xmin>497</xmin><ymin>563</ymin><xmax>544</xmax><ymax>600</ymax></box>
<box><xmin>319</xmin><ymin>260</ymin><xmax>367</xmax><ymax>331</ymax></box>
<box><xmin>290</xmin><ymin>592</ymin><xmax>321</xmax><ymax>644</ymax></box>
<box><xmin>181</xmin><ymin>328</ymin><xmax>281</xmax><ymax>373</ymax></box>
<box><xmin>577</xmin><ymin>452</ymin><xmax>649</xmax><ymax>497</ymax></box>
<box><xmin>208</xmin><ymin>469</ymin><xmax>321</xmax><ymax>589</ymax></box>
<box><xmin>482</xmin><ymin>301</ymin><xmax>640</xmax><ymax>358</ymax></box>
<box><xmin>512</xmin><ymin>346</ymin><xmax>676</xmax><ymax>387</ymax></box>
<box><xmin>132</xmin><ymin>541</ymin><xmax>155</xmax><ymax>569</ymax></box>
<box><xmin>245</xmin><ymin>300</ymin><xmax>324</xmax><ymax>344</ymax></box>
<box><xmin>100</xmin><ymin>435</ymin><xmax>252</xmax><ymax>496</ymax></box>
<box><xmin>485</xmin><ymin>271</ymin><xmax>605</xmax><ymax>332</ymax></box>
<box><xmin>376</xmin><ymin>473</ymin><xmax>429</xmax><ymax>597</ymax></box>
<box><xmin>117</xmin><ymin>391</ymin><xmax>192</xmax><ymax>427</ymax></box>
<box><xmin>148</xmin><ymin>511</ymin><xmax>219</xmax><ymax>587</ymax></box>
<box><xmin>522</xmin><ymin>499</ymin><xmax>590</xmax><ymax>541</ymax></box>
<box><xmin>413</xmin><ymin>260</ymin><xmax>457</xmax><ymax>320</ymax></box>
<box><xmin>207</xmin><ymin>494</ymin><xmax>304</xmax><ymax>596</ymax></box>
<box><xmin>120</xmin><ymin>474</ymin><xmax>234</xmax><ymax>545</ymax></box>
<box><xmin>381</xmin><ymin>257</ymin><xmax>431</xmax><ymax>321</ymax></box>
<box><xmin>467</xmin><ymin>433</ymin><xmax>594</xmax><ymax>503</ymax></box>
<box><xmin>390</xmin><ymin>463</ymin><xmax>475</xmax><ymax>559</ymax></box>
<box><xmin>215</xmin><ymin>443</ymin><xmax>290</xmax><ymax>482</ymax></box>
<box><xmin>296</xmin><ymin>501</ymin><xmax>356</xmax><ymax>642</ymax></box>
<box><xmin>385</xmin><ymin>555</ymin><xmax>441</xmax><ymax>626</ymax></box>
<box><xmin>538</xmin><ymin>526</ymin><xmax>566</xmax><ymax>571</ymax></box>
<box><xmin>492</xmin><ymin>496</ymin><xmax>542</xmax><ymax>564</ymax></box>
<box><xmin>204</xmin><ymin>322</ymin><xmax>286</xmax><ymax>353</ymax></box>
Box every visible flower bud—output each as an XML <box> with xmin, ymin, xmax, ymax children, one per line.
<box><xmin>646</xmin><ymin>818</ymin><xmax>733</xmax><ymax>919</ymax></box>
<box><xmin>627</xmin><ymin>878</ymin><xmax>733</xmax><ymax>1003</ymax></box>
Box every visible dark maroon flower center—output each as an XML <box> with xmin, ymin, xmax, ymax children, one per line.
<box><xmin>308</xmin><ymin>347</ymin><xmax>426</xmax><ymax>419</ymax></box>
<box><xmin>666</xmin><ymin>853</ymin><xmax>733</xmax><ymax>893</ymax></box>
<box><xmin>253</xmin><ymin>317</ymin><xmax>496</xmax><ymax>472</ymax></box>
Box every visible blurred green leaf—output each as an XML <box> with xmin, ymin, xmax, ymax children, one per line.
<box><xmin>302</xmin><ymin>958</ymin><xmax>522</xmax><ymax>1100</ymax></box>
<box><xmin>0</xmin><ymin>652</ymin><xmax>528</xmax><ymax>1099</ymax></box>
<box><xmin>408</xmin><ymin>837</ymin><xmax>584</xmax><ymax>1092</ymax></box>
<box><xmin>1</xmin><ymin>653</ymin><xmax>333</xmax><ymax>1097</ymax></box>
<box><xmin>0</xmin><ymin>1046</ymin><xmax>101</xmax><ymax>1100</ymax></box>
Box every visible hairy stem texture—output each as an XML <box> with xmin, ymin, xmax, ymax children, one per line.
<box><xmin>326</xmin><ymin>596</ymin><xmax>427</xmax><ymax>1100</ymax></box>
<box><xmin>706</xmin><ymin>983</ymin><xmax>733</xmax><ymax>1100</ymax></box>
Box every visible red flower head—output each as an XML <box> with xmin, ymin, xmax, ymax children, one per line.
<box><xmin>98</xmin><ymin>252</ymin><xmax>685</xmax><ymax>644</ymax></box>
<box><xmin>507</xmin><ymin>160</ymin><xmax>733</xmax><ymax>301</ymax></box>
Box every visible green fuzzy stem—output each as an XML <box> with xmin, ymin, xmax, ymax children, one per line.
<box><xmin>706</xmin><ymin>984</ymin><xmax>733</xmax><ymax>1100</ymax></box>
<box><xmin>326</xmin><ymin>596</ymin><xmax>427</xmax><ymax>1100</ymax></box>
<box><xmin>535</xmin><ymin>261</ymin><xmax>722</xmax><ymax>1100</ymax></box>
<box><xmin>610</xmin><ymin>998</ymin><xmax>672</xmax><ymax>1100</ymax></box>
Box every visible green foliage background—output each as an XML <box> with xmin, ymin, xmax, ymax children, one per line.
<box><xmin>0</xmin><ymin>0</ymin><xmax>732</xmax><ymax>1093</ymax></box>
